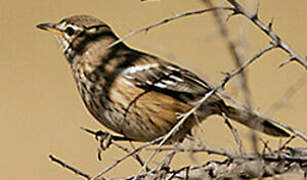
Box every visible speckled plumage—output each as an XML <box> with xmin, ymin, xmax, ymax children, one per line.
<box><xmin>37</xmin><ymin>15</ymin><xmax>290</xmax><ymax>143</ymax></box>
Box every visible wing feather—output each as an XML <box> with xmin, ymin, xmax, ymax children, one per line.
<box><xmin>121</xmin><ymin>53</ymin><xmax>213</xmax><ymax>104</ymax></box>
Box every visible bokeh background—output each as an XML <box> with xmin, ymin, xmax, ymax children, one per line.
<box><xmin>1</xmin><ymin>0</ymin><xmax>306</xmax><ymax>179</ymax></box>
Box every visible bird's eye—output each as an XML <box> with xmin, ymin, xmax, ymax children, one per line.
<box><xmin>65</xmin><ymin>27</ymin><xmax>75</xmax><ymax>36</ymax></box>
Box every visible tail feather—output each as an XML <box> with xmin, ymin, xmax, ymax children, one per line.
<box><xmin>223</xmin><ymin>105</ymin><xmax>290</xmax><ymax>137</ymax></box>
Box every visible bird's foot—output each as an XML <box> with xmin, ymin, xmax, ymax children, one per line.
<box><xmin>80</xmin><ymin>127</ymin><xmax>130</xmax><ymax>160</ymax></box>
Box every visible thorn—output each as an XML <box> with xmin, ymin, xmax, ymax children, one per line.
<box><xmin>279</xmin><ymin>56</ymin><xmax>297</xmax><ymax>68</ymax></box>
<box><xmin>225</xmin><ymin>14</ymin><xmax>232</xmax><ymax>23</ymax></box>
<box><xmin>253</xmin><ymin>0</ymin><xmax>260</xmax><ymax>18</ymax></box>
<box><xmin>268</xmin><ymin>18</ymin><xmax>274</xmax><ymax>31</ymax></box>
<box><xmin>269</xmin><ymin>41</ymin><xmax>275</xmax><ymax>46</ymax></box>
<box><xmin>49</xmin><ymin>154</ymin><xmax>56</xmax><ymax>161</ymax></box>
<box><xmin>97</xmin><ymin>147</ymin><xmax>103</xmax><ymax>161</ymax></box>
<box><xmin>220</xmin><ymin>71</ymin><xmax>230</xmax><ymax>76</ymax></box>
<box><xmin>278</xmin><ymin>135</ymin><xmax>296</xmax><ymax>152</ymax></box>
<box><xmin>144</xmin><ymin>27</ymin><xmax>150</xmax><ymax>33</ymax></box>
<box><xmin>226</xmin><ymin>11</ymin><xmax>239</xmax><ymax>22</ymax></box>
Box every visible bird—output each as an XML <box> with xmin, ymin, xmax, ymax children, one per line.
<box><xmin>36</xmin><ymin>15</ymin><xmax>290</xmax><ymax>143</ymax></box>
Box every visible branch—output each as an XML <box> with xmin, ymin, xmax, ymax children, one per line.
<box><xmin>219</xmin><ymin>43</ymin><xmax>276</xmax><ymax>89</ymax></box>
<box><xmin>203</xmin><ymin>0</ymin><xmax>253</xmax><ymax>108</ymax></box>
<box><xmin>223</xmin><ymin>113</ymin><xmax>246</xmax><ymax>155</ymax></box>
<box><xmin>107</xmin><ymin>7</ymin><xmax>235</xmax><ymax>48</ymax></box>
<box><xmin>266</xmin><ymin>74</ymin><xmax>307</xmax><ymax>116</ymax></box>
<box><xmin>227</xmin><ymin>0</ymin><xmax>307</xmax><ymax>69</ymax></box>
<box><xmin>148</xmin><ymin>142</ymin><xmax>307</xmax><ymax>162</ymax></box>
<box><xmin>146</xmin><ymin>139</ymin><xmax>307</xmax><ymax>179</ymax></box>
<box><xmin>112</xmin><ymin>142</ymin><xmax>150</xmax><ymax>171</ymax></box>
<box><xmin>92</xmin><ymin>137</ymin><xmax>163</xmax><ymax>180</ymax></box>
<box><xmin>81</xmin><ymin>127</ymin><xmax>149</xmax><ymax>170</ymax></box>
<box><xmin>49</xmin><ymin>155</ymin><xmax>91</xmax><ymax>180</ymax></box>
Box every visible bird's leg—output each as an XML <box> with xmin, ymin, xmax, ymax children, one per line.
<box><xmin>80</xmin><ymin>127</ymin><xmax>132</xmax><ymax>160</ymax></box>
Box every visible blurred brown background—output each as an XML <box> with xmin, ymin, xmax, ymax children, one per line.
<box><xmin>0</xmin><ymin>0</ymin><xmax>306</xmax><ymax>179</ymax></box>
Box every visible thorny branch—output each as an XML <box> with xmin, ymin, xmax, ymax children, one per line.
<box><xmin>170</xmin><ymin>149</ymin><xmax>307</xmax><ymax>179</ymax></box>
<box><xmin>148</xmin><ymin>138</ymin><xmax>307</xmax><ymax>162</ymax></box>
<box><xmin>226</xmin><ymin>0</ymin><xmax>307</xmax><ymax>69</ymax></box>
<box><xmin>205</xmin><ymin>1</ymin><xmax>307</xmax><ymax>140</ymax></box>
<box><xmin>107</xmin><ymin>7</ymin><xmax>235</xmax><ymax>49</ymax></box>
<box><xmin>112</xmin><ymin>0</ymin><xmax>307</xmax><ymax>69</ymax></box>
<box><xmin>219</xmin><ymin>43</ymin><xmax>276</xmax><ymax>89</ymax></box>
<box><xmin>49</xmin><ymin>1</ymin><xmax>307</xmax><ymax>179</ymax></box>
<box><xmin>203</xmin><ymin>1</ymin><xmax>261</xmax><ymax>157</ymax></box>
<box><xmin>202</xmin><ymin>0</ymin><xmax>253</xmax><ymax>109</ymax></box>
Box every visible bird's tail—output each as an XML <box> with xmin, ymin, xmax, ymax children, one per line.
<box><xmin>223</xmin><ymin>105</ymin><xmax>290</xmax><ymax>137</ymax></box>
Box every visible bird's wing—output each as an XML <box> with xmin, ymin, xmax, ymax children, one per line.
<box><xmin>121</xmin><ymin>52</ymin><xmax>213</xmax><ymax>104</ymax></box>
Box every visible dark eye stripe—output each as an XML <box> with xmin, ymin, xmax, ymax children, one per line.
<box><xmin>76</xmin><ymin>30</ymin><xmax>85</xmax><ymax>38</ymax></box>
<box><xmin>86</xmin><ymin>24</ymin><xmax>110</xmax><ymax>31</ymax></box>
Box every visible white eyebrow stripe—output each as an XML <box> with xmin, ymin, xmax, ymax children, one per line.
<box><xmin>66</xmin><ymin>24</ymin><xmax>83</xmax><ymax>31</ymax></box>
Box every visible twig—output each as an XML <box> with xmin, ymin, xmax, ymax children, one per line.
<box><xmin>251</xmin><ymin>131</ymin><xmax>259</xmax><ymax>155</ymax></box>
<box><xmin>49</xmin><ymin>154</ymin><xmax>91</xmax><ymax>180</ymax></box>
<box><xmin>112</xmin><ymin>1</ymin><xmax>307</xmax><ymax>70</ymax></box>
<box><xmin>148</xmin><ymin>141</ymin><xmax>237</xmax><ymax>159</ymax></box>
<box><xmin>112</xmin><ymin>141</ymin><xmax>150</xmax><ymax>171</ymax></box>
<box><xmin>147</xmin><ymin>144</ymin><xmax>307</xmax><ymax>162</ymax></box>
<box><xmin>266</xmin><ymin>74</ymin><xmax>307</xmax><ymax>116</ymax></box>
<box><xmin>92</xmin><ymin>137</ymin><xmax>163</xmax><ymax>180</ymax></box>
<box><xmin>226</xmin><ymin>0</ymin><xmax>307</xmax><ymax>69</ymax></box>
<box><xmin>138</xmin><ymin>150</ymin><xmax>178</xmax><ymax>180</ymax></box>
<box><xmin>204</xmin><ymin>1</ymin><xmax>264</xmax><ymax>160</ymax></box>
<box><xmin>217</xmin><ymin>47</ymin><xmax>307</xmax><ymax>142</ymax></box>
<box><xmin>278</xmin><ymin>135</ymin><xmax>296</xmax><ymax>152</ymax></box>
<box><xmin>220</xmin><ymin>43</ymin><xmax>276</xmax><ymax>89</ymax></box>
<box><xmin>203</xmin><ymin>0</ymin><xmax>253</xmax><ymax>108</ymax></box>
<box><xmin>159</xmin><ymin>150</ymin><xmax>177</xmax><ymax>170</ymax></box>
<box><xmin>259</xmin><ymin>138</ymin><xmax>273</xmax><ymax>154</ymax></box>
<box><xmin>107</xmin><ymin>7</ymin><xmax>235</xmax><ymax>48</ymax></box>
<box><xmin>185</xmin><ymin>166</ymin><xmax>190</xmax><ymax>180</ymax></box>
<box><xmin>222</xmin><ymin>113</ymin><xmax>246</xmax><ymax>155</ymax></box>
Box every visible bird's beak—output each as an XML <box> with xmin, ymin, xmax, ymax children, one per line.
<box><xmin>36</xmin><ymin>23</ymin><xmax>63</xmax><ymax>36</ymax></box>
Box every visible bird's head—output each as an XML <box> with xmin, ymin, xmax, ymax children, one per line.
<box><xmin>37</xmin><ymin>15</ymin><xmax>117</xmax><ymax>63</ymax></box>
